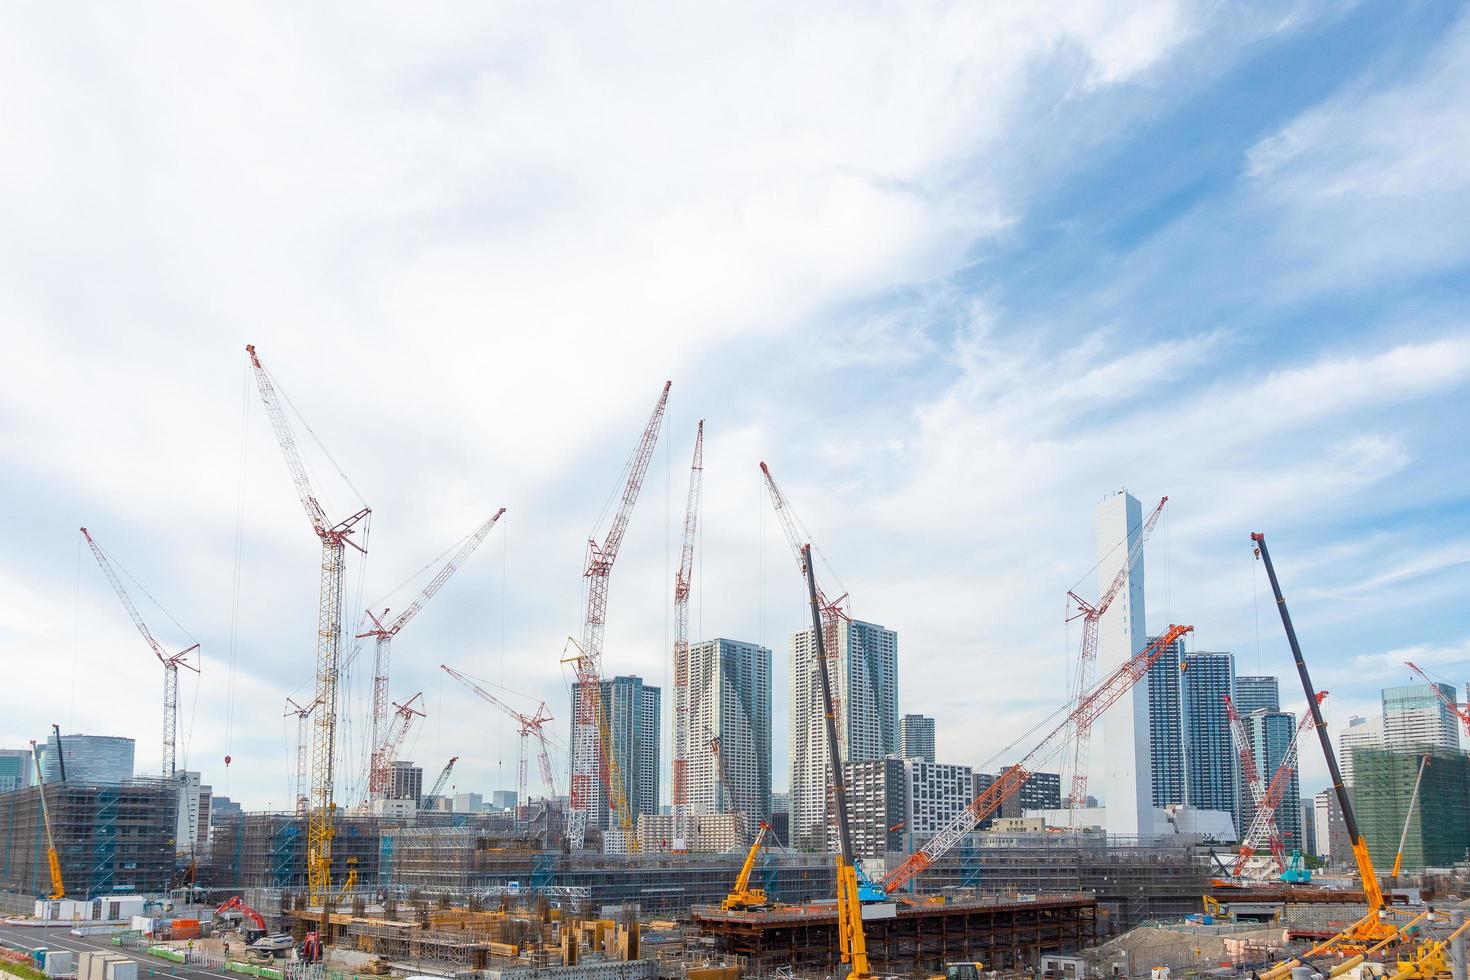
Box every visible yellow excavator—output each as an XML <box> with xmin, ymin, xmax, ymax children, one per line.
<box><xmin>721</xmin><ymin>821</ymin><xmax>772</xmax><ymax>911</ymax></box>
<box><xmin>31</xmin><ymin>739</ymin><xmax>64</xmax><ymax>899</ymax></box>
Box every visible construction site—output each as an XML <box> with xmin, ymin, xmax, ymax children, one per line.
<box><xmin>2</xmin><ymin>349</ymin><xmax>1467</xmax><ymax>980</ymax></box>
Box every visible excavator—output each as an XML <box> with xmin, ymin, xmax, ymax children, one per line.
<box><xmin>215</xmin><ymin>896</ymin><xmax>268</xmax><ymax>942</ymax></box>
<box><xmin>721</xmin><ymin>821</ymin><xmax>772</xmax><ymax>911</ymax></box>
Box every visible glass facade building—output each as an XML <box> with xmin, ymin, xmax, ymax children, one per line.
<box><xmin>40</xmin><ymin>734</ymin><xmax>134</xmax><ymax>785</ymax></box>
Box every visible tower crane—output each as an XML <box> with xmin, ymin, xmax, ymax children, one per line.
<box><xmin>79</xmin><ymin>528</ymin><xmax>199</xmax><ymax>780</ymax></box>
<box><xmin>246</xmin><ymin>344</ymin><xmax>371</xmax><ymax>903</ymax></box>
<box><xmin>355</xmin><ymin>509</ymin><xmax>504</xmax><ymax>801</ymax></box>
<box><xmin>284</xmin><ymin>696</ymin><xmax>321</xmax><ymax>815</ymax></box>
<box><xmin>377</xmin><ymin>694</ymin><xmax>426</xmax><ymax>795</ymax></box>
<box><xmin>564</xmin><ymin>381</ymin><xmax>670</xmax><ymax>851</ymax></box>
<box><xmin>1252</xmin><ymin>532</ymin><xmax>1392</xmax><ymax>947</ymax></box>
<box><xmin>882</xmin><ymin>623</ymin><xmax>1194</xmax><ymax>894</ymax></box>
<box><xmin>441</xmin><ymin>664</ymin><xmax>560</xmax><ymax>805</ymax></box>
<box><xmin>672</xmin><ymin>421</ymin><xmax>704</xmax><ymax>853</ymax></box>
<box><xmin>421</xmin><ymin>756</ymin><xmax>459</xmax><ymax>812</ymax></box>
<box><xmin>1403</xmin><ymin>662</ymin><xmax>1470</xmax><ymax>738</ymax></box>
<box><xmin>1229</xmin><ymin>694</ymin><xmax>1325</xmax><ymax>877</ymax></box>
<box><xmin>760</xmin><ymin>462</ymin><xmax>849</xmax><ymax>740</ymax></box>
<box><xmin>1065</xmin><ymin>496</ymin><xmax>1166</xmax><ymax>815</ymax></box>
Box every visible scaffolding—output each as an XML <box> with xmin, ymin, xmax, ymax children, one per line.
<box><xmin>0</xmin><ymin>780</ymin><xmax>177</xmax><ymax>898</ymax></box>
<box><xmin>1356</xmin><ymin>747</ymin><xmax>1470</xmax><ymax>871</ymax></box>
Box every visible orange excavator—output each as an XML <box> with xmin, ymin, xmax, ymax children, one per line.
<box><xmin>215</xmin><ymin>896</ymin><xmax>268</xmax><ymax>942</ymax></box>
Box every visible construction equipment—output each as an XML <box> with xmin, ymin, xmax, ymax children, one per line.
<box><xmin>1065</xmin><ymin>496</ymin><xmax>1166</xmax><ymax>816</ymax></box>
<box><xmin>1404</xmin><ymin>661</ymin><xmax>1469</xmax><ymax>737</ymax></box>
<box><xmin>1391</xmin><ymin>914</ymin><xmax>1470</xmax><ymax>979</ymax></box>
<box><xmin>215</xmin><ymin>896</ymin><xmax>268</xmax><ymax>941</ymax></box>
<box><xmin>1224</xmin><ymin>693</ymin><xmax>1276</xmax><ymax>875</ymax></box>
<box><xmin>375</xmin><ymin>694</ymin><xmax>425</xmax><ymax>792</ymax></box>
<box><xmin>1202</xmin><ymin>895</ymin><xmax>1224</xmax><ymax>918</ymax></box>
<box><xmin>1230</xmin><ymin>693</ymin><xmax>1325</xmax><ymax>878</ymax></box>
<box><xmin>882</xmin><ymin>623</ymin><xmax>1194</xmax><ymax>894</ymax></box>
<box><xmin>442</xmin><ymin>664</ymin><xmax>560</xmax><ymax>804</ymax></box>
<box><xmin>565</xmin><ymin>381</ymin><xmax>670</xmax><ymax>851</ymax></box>
<box><xmin>283</xmin><ymin>697</ymin><xmax>319</xmax><ymax>815</ymax></box>
<box><xmin>421</xmin><ymin>756</ymin><xmax>459</xmax><ymax>812</ymax></box>
<box><xmin>708</xmin><ymin>735</ymin><xmax>746</xmax><ymax>842</ymax></box>
<box><xmin>720</xmin><ymin>820</ymin><xmax>772</xmax><ymax>911</ymax></box>
<box><xmin>671</xmin><ymin>421</ymin><xmax>703</xmax><ymax>853</ymax></box>
<box><xmin>801</xmin><ymin>544</ymin><xmax>872</xmax><ymax>980</ymax></box>
<box><xmin>30</xmin><ymin>740</ymin><xmax>63</xmax><ymax>899</ymax></box>
<box><xmin>1251</xmin><ymin>531</ymin><xmax>1392</xmax><ymax>947</ymax></box>
<box><xmin>355</xmin><ymin>509</ymin><xmax>504</xmax><ymax>801</ymax></box>
<box><xmin>1281</xmin><ymin>850</ymin><xmax>1311</xmax><ymax>885</ymax></box>
<box><xmin>247</xmin><ymin>343</ymin><xmax>372</xmax><ymax>903</ymax></box>
<box><xmin>761</xmin><ymin>462</ymin><xmax>850</xmax><ymax>740</ymax></box>
<box><xmin>931</xmin><ymin>964</ymin><xmax>986</xmax><ymax>980</ymax></box>
<box><xmin>80</xmin><ymin>527</ymin><xmax>200</xmax><ymax>780</ymax></box>
<box><xmin>1391</xmin><ymin>755</ymin><xmax>1430</xmax><ymax>877</ymax></box>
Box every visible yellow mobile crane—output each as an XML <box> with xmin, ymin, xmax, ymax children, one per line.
<box><xmin>1252</xmin><ymin>532</ymin><xmax>1394</xmax><ymax>950</ymax></box>
<box><xmin>721</xmin><ymin>821</ymin><xmax>772</xmax><ymax>911</ymax></box>
<box><xmin>31</xmin><ymin>740</ymin><xmax>64</xmax><ymax>899</ymax></box>
<box><xmin>802</xmin><ymin>545</ymin><xmax>873</xmax><ymax>980</ymax></box>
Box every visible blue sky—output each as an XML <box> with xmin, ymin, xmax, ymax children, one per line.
<box><xmin>1</xmin><ymin>2</ymin><xmax>1467</xmax><ymax>814</ymax></box>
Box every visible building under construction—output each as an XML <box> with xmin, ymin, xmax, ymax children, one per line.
<box><xmin>203</xmin><ymin>811</ymin><xmax>392</xmax><ymax>891</ymax></box>
<box><xmin>0</xmin><ymin>779</ymin><xmax>177</xmax><ymax>897</ymax></box>
<box><xmin>1356</xmin><ymin>747</ymin><xmax>1470</xmax><ymax>871</ymax></box>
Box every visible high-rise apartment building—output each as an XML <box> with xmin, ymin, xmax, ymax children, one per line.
<box><xmin>972</xmin><ymin>772</ymin><xmax>997</xmax><ymax>830</ymax></box>
<box><xmin>1313</xmin><ymin>788</ymin><xmax>1350</xmax><ymax>865</ymax></box>
<box><xmin>899</xmin><ymin>714</ymin><xmax>936</xmax><ymax>763</ymax></box>
<box><xmin>1244</xmin><ymin>710</ymin><xmax>1301</xmax><ymax>851</ymax></box>
<box><xmin>1234</xmin><ymin>676</ymin><xmax>1280</xmax><ymax>716</ymax></box>
<box><xmin>1000</xmin><ymin>768</ymin><xmax>1062</xmax><ymax>818</ymax></box>
<box><xmin>844</xmin><ymin>756</ymin><xmax>973</xmax><ymax>859</ymax></box>
<box><xmin>1383</xmin><ymin>683</ymin><xmax>1460</xmax><ymax>753</ymax></box>
<box><xmin>790</xmin><ymin>619</ymin><xmax>898</xmax><ymax>850</ymax></box>
<box><xmin>0</xmin><ymin>749</ymin><xmax>33</xmax><ymax>793</ymax></box>
<box><xmin>1339</xmin><ymin>714</ymin><xmax>1385</xmax><ymax>787</ymax></box>
<box><xmin>40</xmin><ymin>734</ymin><xmax>134</xmax><ymax>784</ymax></box>
<box><xmin>570</xmin><ymin>675</ymin><xmax>661</xmax><ymax>830</ymax></box>
<box><xmin>390</xmin><ymin>761</ymin><xmax>423</xmax><ymax>804</ymax></box>
<box><xmin>175</xmin><ymin>771</ymin><xmax>211</xmax><ymax>853</ymax></box>
<box><xmin>1147</xmin><ymin>637</ymin><xmax>1184</xmax><ymax>807</ymax></box>
<box><xmin>1147</xmin><ymin>639</ymin><xmax>1238</xmax><ymax>820</ymax></box>
<box><xmin>1096</xmin><ymin>491</ymin><xmax>1151</xmax><ymax>838</ymax></box>
<box><xmin>688</xmin><ymin>639</ymin><xmax>772</xmax><ymax>836</ymax></box>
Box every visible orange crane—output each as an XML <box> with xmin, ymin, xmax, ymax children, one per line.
<box><xmin>441</xmin><ymin>664</ymin><xmax>560</xmax><ymax>805</ymax></box>
<box><xmin>882</xmin><ymin>623</ymin><xmax>1194</xmax><ymax>894</ymax></box>
<box><xmin>1065</xmin><ymin>496</ymin><xmax>1166</xmax><ymax>816</ymax></box>
<box><xmin>672</xmin><ymin>421</ymin><xmax>704</xmax><ymax>853</ymax></box>
<box><xmin>564</xmin><ymin>381</ymin><xmax>670</xmax><ymax>851</ymax></box>
<box><xmin>1403</xmin><ymin>661</ymin><xmax>1470</xmax><ymax>738</ymax></box>
<box><xmin>246</xmin><ymin>343</ymin><xmax>371</xmax><ymax>903</ymax></box>
<box><xmin>80</xmin><ymin>527</ymin><xmax>199</xmax><ymax>780</ymax></box>
<box><xmin>355</xmin><ymin>509</ymin><xmax>504</xmax><ymax>802</ymax></box>
<box><xmin>283</xmin><ymin>696</ymin><xmax>321</xmax><ymax>815</ymax></box>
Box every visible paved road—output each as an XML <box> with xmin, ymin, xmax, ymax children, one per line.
<box><xmin>0</xmin><ymin>922</ymin><xmax>234</xmax><ymax>980</ymax></box>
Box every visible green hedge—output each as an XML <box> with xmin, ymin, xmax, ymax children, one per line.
<box><xmin>0</xmin><ymin>960</ymin><xmax>45</xmax><ymax>980</ymax></box>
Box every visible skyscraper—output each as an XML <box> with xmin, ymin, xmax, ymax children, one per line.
<box><xmin>1383</xmin><ymin>683</ymin><xmax>1460</xmax><ymax>753</ymax></box>
<box><xmin>1339</xmin><ymin>714</ymin><xmax>1385</xmax><ymax>787</ymax></box>
<box><xmin>0</xmin><ymin>749</ymin><xmax>32</xmax><ymax>793</ymax></box>
<box><xmin>899</xmin><ymin>714</ymin><xmax>936</xmax><ymax>763</ymax></box>
<box><xmin>389</xmin><ymin>760</ymin><xmax>423</xmax><ymax>804</ymax></box>
<box><xmin>1181</xmin><ymin>652</ymin><xmax>1237</xmax><ymax>818</ymax></box>
<box><xmin>1147</xmin><ymin>637</ymin><xmax>1184</xmax><ymax>807</ymax></box>
<box><xmin>1234</xmin><ymin>676</ymin><xmax>1280</xmax><ymax>716</ymax></box>
<box><xmin>1096</xmin><ymin>491</ymin><xmax>1151</xmax><ymax>839</ymax></box>
<box><xmin>40</xmin><ymin>734</ymin><xmax>134</xmax><ymax>784</ymax></box>
<box><xmin>1244</xmin><ymin>710</ymin><xmax>1301</xmax><ymax>852</ymax></box>
<box><xmin>688</xmin><ymin>638</ymin><xmax>772</xmax><ymax>835</ymax></box>
<box><xmin>790</xmin><ymin>619</ymin><xmax>898</xmax><ymax>850</ymax></box>
<box><xmin>570</xmin><ymin>675</ymin><xmax>661</xmax><ymax>830</ymax></box>
<box><xmin>843</xmin><ymin>756</ymin><xmax>972</xmax><ymax>859</ymax></box>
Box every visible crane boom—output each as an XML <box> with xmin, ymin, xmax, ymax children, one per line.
<box><xmin>247</xmin><ymin>343</ymin><xmax>370</xmax><ymax>903</ymax></box>
<box><xmin>883</xmin><ymin>623</ymin><xmax>1194</xmax><ymax>894</ymax></box>
<box><xmin>568</xmin><ymin>381</ymin><xmax>670</xmax><ymax>851</ymax></box>
<box><xmin>672</xmin><ymin>422</ymin><xmax>704</xmax><ymax>852</ymax></box>
<box><xmin>421</xmin><ymin>756</ymin><xmax>459</xmax><ymax>812</ymax></box>
<box><xmin>442</xmin><ymin>664</ymin><xmax>558</xmax><ymax>805</ymax></box>
<box><xmin>1392</xmin><ymin>756</ymin><xmax>1430</xmax><ymax>877</ymax></box>
<box><xmin>1251</xmin><ymin>531</ymin><xmax>1388</xmax><ymax>938</ymax></box>
<box><xmin>360</xmin><ymin>509</ymin><xmax>504</xmax><ymax>800</ymax></box>
<box><xmin>1404</xmin><ymin>661</ymin><xmax>1470</xmax><ymax>738</ymax></box>
<box><xmin>1066</xmin><ymin>496</ymin><xmax>1166</xmax><ymax>813</ymax></box>
<box><xmin>31</xmin><ymin>741</ymin><xmax>63</xmax><ymax>899</ymax></box>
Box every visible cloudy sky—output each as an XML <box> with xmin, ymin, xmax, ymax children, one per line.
<box><xmin>2</xmin><ymin>2</ymin><xmax>1467</xmax><ymax>817</ymax></box>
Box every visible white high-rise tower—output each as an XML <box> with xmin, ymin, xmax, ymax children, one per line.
<box><xmin>1097</xmin><ymin>491</ymin><xmax>1153</xmax><ymax>839</ymax></box>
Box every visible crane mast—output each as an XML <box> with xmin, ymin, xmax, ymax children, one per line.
<box><xmin>672</xmin><ymin>421</ymin><xmax>704</xmax><ymax>852</ymax></box>
<box><xmin>247</xmin><ymin>344</ymin><xmax>370</xmax><ymax>903</ymax></box>
<box><xmin>377</xmin><ymin>694</ymin><xmax>425</xmax><ymax>794</ymax></box>
<box><xmin>284</xmin><ymin>698</ymin><xmax>318</xmax><ymax>815</ymax></box>
<box><xmin>358</xmin><ymin>508</ymin><xmax>504</xmax><ymax>801</ymax></box>
<box><xmin>79</xmin><ymin>528</ymin><xmax>199</xmax><ymax>780</ymax></box>
<box><xmin>567</xmin><ymin>381</ymin><xmax>670</xmax><ymax>851</ymax></box>
<box><xmin>1251</xmin><ymin>531</ymin><xmax>1389</xmax><ymax>941</ymax></box>
<box><xmin>882</xmin><ymin>623</ymin><xmax>1194</xmax><ymax>894</ymax></box>
<box><xmin>1066</xmin><ymin>496</ymin><xmax>1166</xmax><ymax>813</ymax></box>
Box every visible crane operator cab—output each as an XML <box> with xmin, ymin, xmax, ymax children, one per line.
<box><xmin>936</xmin><ymin>963</ymin><xmax>986</xmax><ymax>980</ymax></box>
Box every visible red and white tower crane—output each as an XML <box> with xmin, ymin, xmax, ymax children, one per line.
<box><xmin>882</xmin><ymin>624</ymin><xmax>1194</xmax><ymax>894</ymax></box>
<box><xmin>564</xmin><ymin>381</ymin><xmax>670</xmax><ymax>851</ymax></box>
<box><xmin>357</xmin><ymin>509</ymin><xmax>505</xmax><ymax>801</ymax></box>
<box><xmin>1231</xmin><ymin>695</ymin><xmax>1324</xmax><ymax>877</ymax></box>
<box><xmin>672</xmin><ymin>421</ymin><xmax>704</xmax><ymax>853</ymax></box>
<box><xmin>1065</xmin><ymin>495</ymin><xmax>1166</xmax><ymax>814</ymax></box>
<box><xmin>442</xmin><ymin>664</ymin><xmax>560</xmax><ymax>805</ymax></box>
<box><xmin>284</xmin><ymin>696</ymin><xmax>321</xmax><ymax>815</ymax></box>
<box><xmin>1404</xmin><ymin>661</ymin><xmax>1470</xmax><ymax>739</ymax></box>
<box><xmin>246</xmin><ymin>343</ymin><xmax>371</xmax><ymax>903</ymax></box>
<box><xmin>80</xmin><ymin>527</ymin><xmax>199</xmax><ymax>781</ymax></box>
<box><xmin>376</xmin><ymin>693</ymin><xmax>426</xmax><ymax>797</ymax></box>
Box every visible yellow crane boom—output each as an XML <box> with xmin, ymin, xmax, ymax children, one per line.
<box><xmin>31</xmin><ymin>740</ymin><xmax>63</xmax><ymax>899</ymax></box>
<box><xmin>721</xmin><ymin>821</ymin><xmax>771</xmax><ymax>911</ymax></box>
